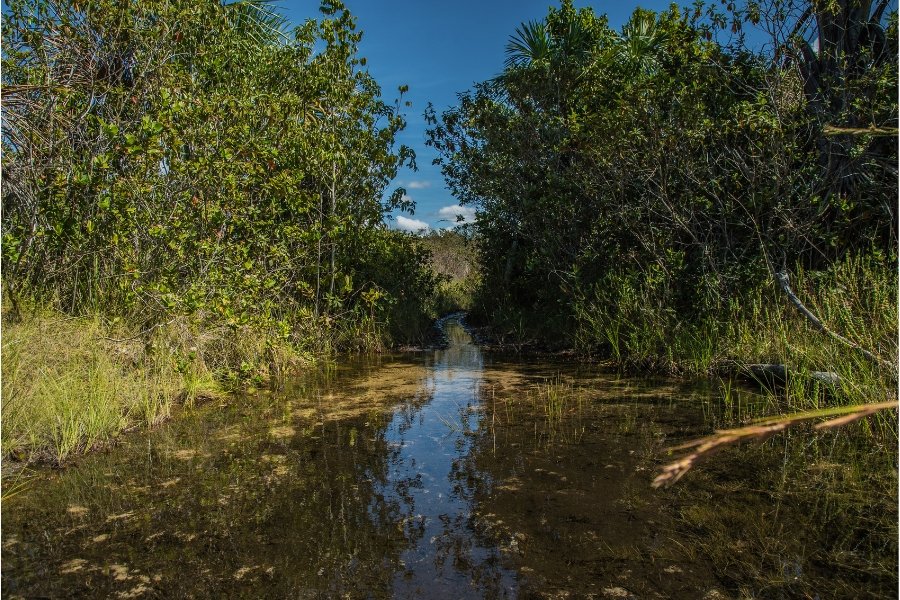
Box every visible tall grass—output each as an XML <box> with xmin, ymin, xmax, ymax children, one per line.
<box><xmin>574</xmin><ymin>254</ymin><xmax>898</xmax><ymax>410</ymax></box>
<box><xmin>724</xmin><ymin>255</ymin><xmax>897</xmax><ymax>418</ymax></box>
<box><xmin>2</xmin><ymin>314</ymin><xmax>178</xmax><ymax>462</ymax></box>
<box><xmin>1</xmin><ymin>285</ymin><xmax>437</xmax><ymax>464</ymax></box>
<box><xmin>525</xmin><ymin>376</ymin><xmax>586</xmax><ymax>444</ymax></box>
<box><xmin>0</xmin><ymin>307</ymin><xmax>316</xmax><ymax>464</ymax></box>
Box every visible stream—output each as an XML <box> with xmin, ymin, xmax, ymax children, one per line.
<box><xmin>2</xmin><ymin>315</ymin><xmax>896</xmax><ymax>598</ymax></box>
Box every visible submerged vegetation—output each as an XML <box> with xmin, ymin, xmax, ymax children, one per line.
<box><xmin>478</xmin><ymin>372</ymin><xmax>897</xmax><ymax>596</ymax></box>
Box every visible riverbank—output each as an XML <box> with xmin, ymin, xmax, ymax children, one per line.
<box><xmin>1</xmin><ymin>0</ymin><xmax>447</xmax><ymax>469</ymax></box>
<box><xmin>5</xmin><ymin>279</ymin><xmax>894</xmax><ymax>469</ymax></box>
<box><xmin>1</xmin><ymin>309</ymin><xmax>315</xmax><ymax>466</ymax></box>
<box><xmin>467</xmin><ymin>256</ymin><xmax>898</xmax><ymax>416</ymax></box>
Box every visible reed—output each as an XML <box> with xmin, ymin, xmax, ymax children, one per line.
<box><xmin>575</xmin><ymin>254</ymin><xmax>897</xmax><ymax>413</ymax></box>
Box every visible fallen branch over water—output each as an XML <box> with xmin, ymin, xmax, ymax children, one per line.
<box><xmin>652</xmin><ymin>400</ymin><xmax>898</xmax><ymax>488</ymax></box>
<box><xmin>745</xmin><ymin>363</ymin><xmax>841</xmax><ymax>387</ymax></box>
<box><xmin>822</xmin><ymin>125</ymin><xmax>899</xmax><ymax>137</ymax></box>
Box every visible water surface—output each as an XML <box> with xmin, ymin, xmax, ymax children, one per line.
<box><xmin>2</xmin><ymin>317</ymin><xmax>895</xmax><ymax>598</ymax></box>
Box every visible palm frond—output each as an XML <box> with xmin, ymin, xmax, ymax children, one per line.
<box><xmin>618</xmin><ymin>11</ymin><xmax>667</xmax><ymax>75</ymax></box>
<box><xmin>558</xmin><ymin>18</ymin><xmax>593</xmax><ymax>63</ymax></box>
<box><xmin>222</xmin><ymin>0</ymin><xmax>290</xmax><ymax>48</ymax></box>
<box><xmin>505</xmin><ymin>20</ymin><xmax>551</xmax><ymax>69</ymax></box>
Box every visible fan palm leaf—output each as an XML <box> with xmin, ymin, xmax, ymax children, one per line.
<box><xmin>222</xmin><ymin>0</ymin><xmax>290</xmax><ymax>49</ymax></box>
<box><xmin>618</xmin><ymin>11</ymin><xmax>668</xmax><ymax>75</ymax></box>
<box><xmin>505</xmin><ymin>20</ymin><xmax>551</xmax><ymax>68</ymax></box>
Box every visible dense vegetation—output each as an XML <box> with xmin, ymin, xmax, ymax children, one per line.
<box><xmin>1</xmin><ymin>0</ymin><xmax>440</xmax><ymax>460</ymax></box>
<box><xmin>423</xmin><ymin>8</ymin><xmax>898</xmax><ymax>593</ymax></box>
<box><xmin>1</xmin><ymin>0</ymin><xmax>896</xmax><ymax>459</ymax></box>
<box><xmin>418</xmin><ymin>228</ymin><xmax>479</xmax><ymax>315</ymax></box>
<box><xmin>2</xmin><ymin>0</ymin><xmax>440</xmax><ymax>349</ymax></box>
<box><xmin>427</xmin><ymin>0</ymin><xmax>898</xmax><ymax>378</ymax></box>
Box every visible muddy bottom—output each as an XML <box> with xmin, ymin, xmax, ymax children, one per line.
<box><xmin>2</xmin><ymin>318</ymin><xmax>895</xmax><ymax>598</ymax></box>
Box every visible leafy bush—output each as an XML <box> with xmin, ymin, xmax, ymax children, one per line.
<box><xmin>2</xmin><ymin>0</ymin><xmax>436</xmax><ymax>351</ymax></box>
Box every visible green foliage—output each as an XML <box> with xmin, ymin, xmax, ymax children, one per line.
<box><xmin>1</xmin><ymin>311</ymin><xmax>211</xmax><ymax>462</ymax></box>
<box><xmin>417</xmin><ymin>229</ymin><xmax>479</xmax><ymax>315</ymax></box>
<box><xmin>427</xmin><ymin>1</ymin><xmax>897</xmax><ymax>370</ymax></box>
<box><xmin>2</xmin><ymin>0</ymin><xmax>436</xmax><ymax>358</ymax></box>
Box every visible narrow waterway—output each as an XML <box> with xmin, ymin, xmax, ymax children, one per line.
<box><xmin>2</xmin><ymin>316</ymin><xmax>896</xmax><ymax>598</ymax></box>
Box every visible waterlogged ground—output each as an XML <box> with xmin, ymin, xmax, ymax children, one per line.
<box><xmin>3</xmin><ymin>317</ymin><xmax>896</xmax><ymax>598</ymax></box>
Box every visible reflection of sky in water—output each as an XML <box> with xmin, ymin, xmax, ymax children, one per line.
<box><xmin>4</xmin><ymin>315</ymin><xmax>876</xmax><ymax>597</ymax></box>
<box><xmin>380</xmin><ymin>318</ymin><xmax>517</xmax><ymax>598</ymax></box>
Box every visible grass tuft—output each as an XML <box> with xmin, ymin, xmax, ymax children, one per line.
<box><xmin>0</xmin><ymin>309</ymin><xmax>299</xmax><ymax>463</ymax></box>
<box><xmin>2</xmin><ymin>314</ymin><xmax>178</xmax><ymax>462</ymax></box>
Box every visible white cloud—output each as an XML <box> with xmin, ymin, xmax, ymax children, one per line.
<box><xmin>395</xmin><ymin>215</ymin><xmax>430</xmax><ymax>232</ymax></box>
<box><xmin>437</xmin><ymin>205</ymin><xmax>477</xmax><ymax>224</ymax></box>
<box><xmin>406</xmin><ymin>180</ymin><xmax>431</xmax><ymax>189</ymax></box>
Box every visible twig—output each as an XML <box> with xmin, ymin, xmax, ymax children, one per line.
<box><xmin>822</xmin><ymin>125</ymin><xmax>899</xmax><ymax>137</ymax></box>
<box><xmin>775</xmin><ymin>271</ymin><xmax>894</xmax><ymax>370</ymax></box>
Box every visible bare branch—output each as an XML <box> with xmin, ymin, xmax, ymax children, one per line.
<box><xmin>775</xmin><ymin>271</ymin><xmax>895</xmax><ymax>370</ymax></box>
<box><xmin>653</xmin><ymin>400</ymin><xmax>898</xmax><ymax>488</ymax></box>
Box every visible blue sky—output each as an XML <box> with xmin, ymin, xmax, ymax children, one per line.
<box><xmin>278</xmin><ymin>1</ymin><xmax>702</xmax><ymax>232</ymax></box>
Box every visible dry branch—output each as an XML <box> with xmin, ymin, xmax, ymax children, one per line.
<box><xmin>822</xmin><ymin>125</ymin><xmax>899</xmax><ymax>137</ymax></box>
<box><xmin>652</xmin><ymin>400</ymin><xmax>898</xmax><ymax>488</ymax></box>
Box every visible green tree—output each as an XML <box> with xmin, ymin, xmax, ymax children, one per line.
<box><xmin>2</xmin><ymin>0</ymin><xmax>437</xmax><ymax>356</ymax></box>
<box><xmin>427</xmin><ymin>0</ymin><xmax>896</xmax><ymax>358</ymax></box>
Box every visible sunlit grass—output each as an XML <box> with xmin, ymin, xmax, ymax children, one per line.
<box><xmin>487</xmin><ymin>378</ymin><xmax>576</xmax><ymax>445</ymax></box>
<box><xmin>1</xmin><ymin>310</ymin><xmax>224</xmax><ymax>463</ymax></box>
<box><xmin>0</xmin><ymin>301</ymin><xmax>325</xmax><ymax>463</ymax></box>
<box><xmin>576</xmin><ymin>255</ymin><xmax>897</xmax><ymax>417</ymax></box>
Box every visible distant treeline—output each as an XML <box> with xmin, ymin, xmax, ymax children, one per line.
<box><xmin>428</xmin><ymin>0</ymin><xmax>898</xmax><ymax>367</ymax></box>
<box><xmin>2</xmin><ymin>0</ymin><xmax>438</xmax><ymax>353</ymax></box>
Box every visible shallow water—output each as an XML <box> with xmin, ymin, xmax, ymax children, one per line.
<box><xmin>2</xmin><ymin>317</ymin><xmax>896</xmax><ymax>598</ymax></box>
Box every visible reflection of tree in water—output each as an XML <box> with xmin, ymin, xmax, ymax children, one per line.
<box><xmin>375</xmin><ymin>318</ymin><xmax>516</xmax><ymax>598</ymax></box>
<box><xmin>437</xmin><ymin>452</ymin><xmax>513</xmax><ymax>598</ymax></box>
<box><xmin>6</xmin><ymin>320</ymin><xmax>800</xmax><ymax>599</ymax></box>
<box><xmin>458</xmin><ymin>377</ymin><xmax>755</xmax><ymax>597</ymax></box>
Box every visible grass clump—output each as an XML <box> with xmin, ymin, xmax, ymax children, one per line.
<box><xmin>2</xmin><ymin>313</ymin><xmax>186</xmax><ymax>462</ymax></box>
<box><xmin>0</xmin><ymin>307</ymin><xmax>315</xmax><ymax>464</ymax></box>
<box><xmin>574</xmin><ymin>254</ymin><xmax>897</xmax><ymax>404</ymax></box>
<box><xmin>516</xmin><ymin>376</ymin><xmax>587</xmax><ymax>445</ymax></box>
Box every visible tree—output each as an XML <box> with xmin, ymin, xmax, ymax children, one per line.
<box><xmin>2</xmin><ymin>0</ymin><xmax>435</xmax><ymax>348</ymax></box>
<box><xmin>427</xmin><ymin>0</ymin><xmax>896</xmax><ymax>358</ymax></box>
<box><xmin>743</xmin><ymin>0</ymin><xmax>899</xmax><ymax>253</ymax></box>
